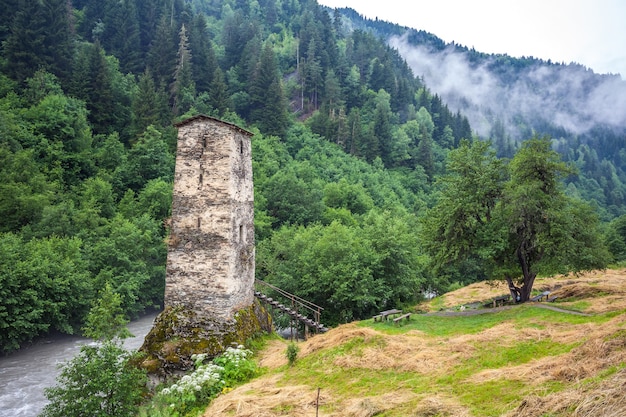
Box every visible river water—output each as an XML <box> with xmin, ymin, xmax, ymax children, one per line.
<box><xmin>0</xmin><ymin>312</ymin><xmax>159</xmax><ymax>417</ymax></box>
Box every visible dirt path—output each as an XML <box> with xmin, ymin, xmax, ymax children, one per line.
<box><xmin>532</xmin><ymin>303</ymin><xmax>592</xmax><ymax>316</ymax></box>
<box><xmin>426</xmin><ymin>302</ymin><xmax>591</xmax><ymax>317</ymax></box>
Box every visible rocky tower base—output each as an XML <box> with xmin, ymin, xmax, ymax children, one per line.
<box><xmin>138</xmin><ymin>300</ymin><xmax>272</xmax><ymax>375</ymax></box>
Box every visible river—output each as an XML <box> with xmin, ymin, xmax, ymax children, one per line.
<box><xmin>0</xmin><ymin>312</ymin><xmax>159</xmax><ymax>417</ymax></box>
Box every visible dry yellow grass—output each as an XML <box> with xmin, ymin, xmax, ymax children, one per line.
<box><xmin>425</xmin><ymin>280</ymin><xmax>510</xmax><ymax>311</ymax></box>
<box><xmin>412</xmin><ymin>396</ymin><xmax>473</xmax><ymax>417</ymax></box>
<box><xmin>203</xmin><ymin>372</ymin><xmax>423</xmax><ymax>417</ymax></box>
<box><xmin>548</xmin><ymin>269</ymin><xmax>626</xmax><ymax>314</ymax></box>
<box><xmin>503</xmin><ymin>367</ymin><xmax>626</xmax><ymax>417</ymax></box>
<box><xmin>203</xmin><ymin>374</ymin><xmax>326</xmax><ymax>417</ymax></box>
<box><xmin>468</xmin><ymin>312</ymin><xmax>626</xmax><ymax>386</ymax></box>
<box><xmin>202</xmin><ymin>269</ymin><xmax>626</xmax><ymax>417</ymax></box>
<box><xmin>328</xmin><ymin>325</ymin><xmax>459</xmax><ymax>374</ymax></box>
<box><xmin>257</xmin><ymin>339</ymin><xmax>290</xmax><ymax>369</ymax></box>
<box><xmin>422</xmin><ymin>268</ymin><xmax>626</xmax><ymax>313</ymax></box>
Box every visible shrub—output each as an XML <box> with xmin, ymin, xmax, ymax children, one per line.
<box><xmin>40</xmin><ymin>341</ymin><xmax>147</xmax><ymax>417</ymax></box>
<box><xmin>286</xmin><ymin>342</ymin><xmax>300</xmax><ymax>367</ymax></box>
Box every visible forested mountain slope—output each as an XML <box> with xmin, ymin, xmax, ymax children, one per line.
<box><xmin>331</xmin><ymin>7</ymin><xmax>626</xmax><ymax>219</ymax></box>
<box><xmin>0</xmin><ymin>0</ymin><xmax>621</xmax><ymax>353</ymax></box>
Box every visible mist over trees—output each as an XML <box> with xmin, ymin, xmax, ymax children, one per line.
<box><xmin>336</xmin><ymin>8</ymin><xmax>626</xmax><ymax>219</ymax></box>
<box><xmin>0</xmin><ymin>0</ymin><xmax>622</xmax><ymax>349</ymax></box>
<box><xmin>384</xmin><ymin>30</ymin><xmax>626</xmax><ymax>220</ymax></box>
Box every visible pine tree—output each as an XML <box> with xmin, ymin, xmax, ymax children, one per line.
<box><xmin>263</xmin><ymin>0</ymin><xmax>278</xmax><ymax>27</ymax></box>
<box><xmin>343</xmin><ymin>65</ymin><xmax>364</xmax><ymax>110</ymax></box>
<box><xmin>0</xmin><ymin>0</ymin><xmax>19</xmax><ymax>44</ymax></box>
<box><xmin>189</xmin><ymin>14</ymin><xmax>217</xmax><ymax>94</ymax></box>
<box><xmin>262</xmin><ymin>79</ymin><xmax>289</xmax><ymax>138</ymax></box>
<box><xmin>222</xmin><ymin>10</ymin><xmax>258</xmax><ymax>70</ymax></box>
<box><xmin>372</xmin><ymin>89</ymin><xmax>394</xmax><ymax>166</ymax></box>
<box><xmin>335</xmin><ymin>108</ymin><xmax>350</xmax><ymax>150</ymax></box>
<box><xmin>146</xmin><ymin>15</ymin><xmax>177</xmax><ymax>88</ymax></box>
<box><xmin>101</xmin><ymin>0</ymin><xmax>142</xmax><ymax>74</ymax></box>
<box><xmin>77</xmin><ymin>0</ymin><xmax>108</xmax><ymax>41</ymax></box>
<box><xmin>332</xmin><ymin>8</ymin><xmax>342</xmax><ymax>35</ymax></box>
<box><xmin>323</xmin><ymin>69</ymin><xmax>343</xmax><ymax>119</ymax></box>
<box><xmin>300</xmin><ymin>38</ymin><xmax>323</xmax><ymax>110</ymax></box>
<box><xmin>3</xmin><ymin>0</ymin><xmax>46</xmax><ymax>83</ymax></box>
<box><xmin>171</xmin><ymin>23</ymin><xmax>195</xmax><ymax>115</ymax></box>
<box><xmin>86</xmin><ymin>42</ymin><xmax>116</xmax><ymax>135</ymax></box>
<box><xmin>368</xmin><ymin>57</ymin><xmax>395</xmax><ymax>96</ymax></box>
<box><xmin>136</xmin><ymin>0</ymin><xmax>162</xmax><ymax>56</ymax></box>
<box><xmin>4</xmin><ymin>0</ymin><xmax>75</xmax><ymax>84</ymax></box>
<box><xmin>347</xmin><ymin>108</ymin><xmax>364</xmax><ymax>156</ymax></box>
<box><xmin>415</xmin><ymin>125</ymin><xmax>435</xmax><ymax>180</ymax></box>
<box><xmin>249</xmin><ymin>43</ymin><xmax>288</xmax><ymax>137</ymax></box>
<box><xmin>70</xmin><ymin>41</ymin><xmax>131</xmax><ymax>138</ymax></box>
<box><xmin>131</xmin><ymin>69</ymin><xmax>167</xmax><ymax>138</ymax></box>
<box><xmin>208</xmin><ymin>67</ymin><xmax>231</xmax><ymax>116</ymax></box>
<box><xmin>239</xmin><ymin>35</ymin><xmax>262</xmax><ymax>90</ymax></box>
<box><xmin>454</xmin><ymin>110</ymin><xmax>472</xmax><ymax>146</ymax></box>
<box><xmin>45</xmin><ymin>0</ymin><xmax>75</xmax><ymax>83</ymax></box>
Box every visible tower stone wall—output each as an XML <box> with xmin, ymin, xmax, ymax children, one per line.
<box><xmin>165</xmin><ymin>115</ymin><xmax>255</xmax><ymax>322</ymax></box>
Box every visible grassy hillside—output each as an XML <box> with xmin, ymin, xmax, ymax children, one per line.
<box><xmin>202</xmin><ymin>270</ymin><xmax>626</xmax><ymax>416</ymax></box>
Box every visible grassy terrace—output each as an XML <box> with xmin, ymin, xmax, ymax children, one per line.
<box><xmin>202</xmin><ymin>270</ymin><xmax>626</xmax><ymax>416</ymax></box>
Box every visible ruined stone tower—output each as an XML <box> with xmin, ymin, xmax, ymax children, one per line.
<box><xmin>165</xmin><ymin>115</ymin><xmax>255</xmax><ymax>321</ymax></box>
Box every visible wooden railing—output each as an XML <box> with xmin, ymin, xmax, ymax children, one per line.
<box><xmin>254</xmin><ymin>279</ymin><xmax>327</xmax><ymax>336</ymax></box>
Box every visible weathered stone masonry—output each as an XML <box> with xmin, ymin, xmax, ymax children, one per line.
<box><xmin>139</xmin><ymin>115</ymin><xmax>271</xmax><ymax>374</ymax></box>
<box><xmin>165</xmin><ymin>115</ymin><xmax>255</xmax><ymax>321</ymax></box>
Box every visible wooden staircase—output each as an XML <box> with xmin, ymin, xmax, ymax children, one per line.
<box><xmin>254</xmin><ymin>279</ymin><xmax>328</xmax><ymax>336</ymax></box>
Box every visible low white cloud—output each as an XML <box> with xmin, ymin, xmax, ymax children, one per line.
<box><xmin>389</xmin><ymin>34</ymin><xmax>626</xmax><ymax>139</ymax></box>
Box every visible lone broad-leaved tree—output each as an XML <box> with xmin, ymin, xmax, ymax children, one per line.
<box><xmin>422</xmin><ymin>136</ymin><xmax>609</xmax><ymax>301</ymax></box>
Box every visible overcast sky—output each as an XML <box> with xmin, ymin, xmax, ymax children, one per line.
<box><xmin>317</xmin><ymin>0</ymin><xmax>626</xmax><ymax>78</ymax></box>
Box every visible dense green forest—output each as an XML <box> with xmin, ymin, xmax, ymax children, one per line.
<box><xmin>0</xmin><ymin>0</ymin><xmax>622</xmax><ymax>352</ymax></box>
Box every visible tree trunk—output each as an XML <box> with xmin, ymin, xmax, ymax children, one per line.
<box><xmin>505</xmin><ymin>275</ymin><xmax>521</xmax><ymax>303</ymax></box>
<box><xmin>517</xmin><ymin>243</ymin><xmax>537</xmax><ymax>302</ymax></box>
<box><xmin>520</xmin><ymin>272</ymin><xmax>537</xmax><ymax>302</ymax></box>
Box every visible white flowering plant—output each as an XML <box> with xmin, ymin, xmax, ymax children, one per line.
<box><xmin>142</xmin><ymin>346</ymin><xmax>257</xmax><ymax>417</ymax></box>
<box><xmin>213</xmin><ymin>345</ymin><xmax>255</xmax><ymax>384</ymax></box>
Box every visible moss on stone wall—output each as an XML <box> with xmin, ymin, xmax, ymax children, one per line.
<box><xmin>138</xmin><ymin>300</ymin><xmax>272</xmax><ymax>375</ymax></box>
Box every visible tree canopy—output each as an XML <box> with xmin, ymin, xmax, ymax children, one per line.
<box><xmin>422</xmin><ymin>137</ymin><xmax>610</xmax><ymax>301</ymax></box>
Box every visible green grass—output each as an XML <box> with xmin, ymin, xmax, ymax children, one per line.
<box><xmin>471</xmin><ymin>339</ymin><xmax>576</xmax><ymax>370</ymax></box>
<box><xmin>255</xmin><ymin>303</ymin><xmax>623</xmax><ymax>416</ymax></box>
<box><xmin>363</xmin><ymin>305</ymin><xmax>603</xmax><ymax>338</ymax></box>
<box><xmin>559</xmin><ymin>300</ymin><xmax>591</xmax><ymax>312</ymax></box>
<box><xmin>460</xmin><ymin>379</ymin><xmax>528</xmax><ymax>416</ymax></box>
<box><xmin>294</xmin><ymin>305</ymin><xmax>614</xmax><ymax>416</ymax></box>
<box><xmin>285</xmin><ymin>365</ymin><xmax>429</xmax><ymax>398</ymax></box>
<box><xmin>429</xmin><ymin>296</ymin><xmax>446</xmax><ymax>311</ymax></box>
<box><xmin>433</xmin><ymin>370</ymin><xmax>568</xmax><ymax>417</ymax></box>
<box><xmin>582</xmin><ymin>363</ymin><xmax>626</xmax><ymax>385</ymax></box>
<box><xmin>431</xmin><ymin>337</ymin><xmax>575</xmax><ymax>415</ymax></box>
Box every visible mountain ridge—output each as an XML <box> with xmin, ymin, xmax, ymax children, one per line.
<box><xmin>327</xmin><ymin>5</ymin><xmax>626</xmax><ymax>218</ymax></box>
<box><xmin>327</xmin><ymin>5</ymin><xmax>626</xmax><ymax>138</ymax></box>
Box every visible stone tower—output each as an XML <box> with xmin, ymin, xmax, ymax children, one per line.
<box><xmin>139</xmin><ymin>115</ymin><xmax>271</xmax><ymax>375</ymax></box>
<box><xmin>165</xmin><ymin>115</ymin><xmax>255</xmax><ymax>321</ymax></box>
